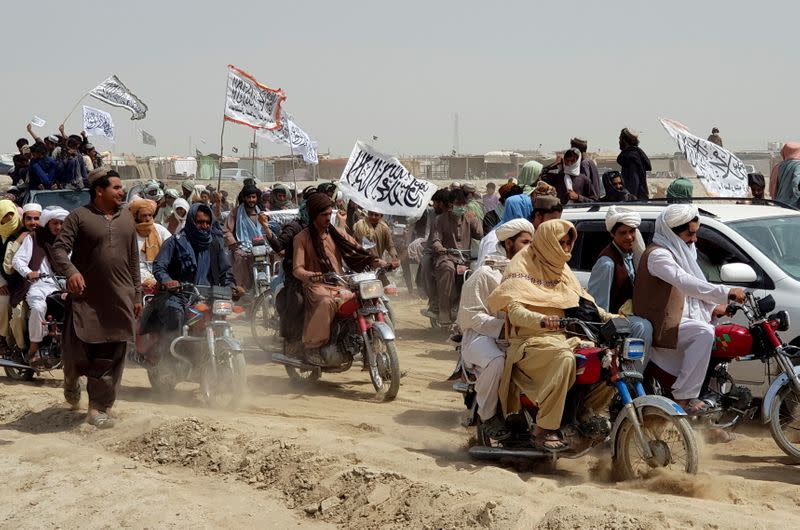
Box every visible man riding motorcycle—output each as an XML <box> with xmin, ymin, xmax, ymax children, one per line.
<box><xmin>455</xmin><ymin>219</ymin><xmax>534</xmax><ymax>441</ymax></box>
<box><xmin>633</xmin><ymin>204</ymin><xmax>745</xmax><ymax>414</ymax></box>
<box><xmin>223</xmin><ymin>183</ymin><xmax>266</xmax><ymax>293</ymax></box>
<box><xmin>145</xmin><ymin>204</ymin><xmax>239</xmax><ymax>362</ymax></box>
<box><xmin>292</xmin><ymin>193</ymin><xmax>385</xmax><ymax>365</ymax></box>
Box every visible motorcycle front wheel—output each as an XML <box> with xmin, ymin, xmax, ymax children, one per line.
<box><xmin>250</xmin><ymin>289</ymin><xmax>279</xmax><ymax>352</ymax></box>
<box><xmin>768</xmin><ymin>385</ymin><xmax>800</xmax><ymax>462</ymax></box>
<box><xmin>614</xmin><ymin>408</ymin><xmax>698</xmax><ymax>480</ymax></box>
<box><xmin>367</xmin><ymin>332</ymin><xmax>400</xmax><ymax>401</ymax></box>
<box><xmin>200</xmin><ymin>347</ymin><xmax>247</xmax><ymax>409</ymax></box>
<box><xmin>4</xmin><ymin>366</ymin><xmax>35</xmax><ymax>381</ymax></box>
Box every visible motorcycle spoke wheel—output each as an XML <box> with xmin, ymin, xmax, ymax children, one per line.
<box><xmin>249</xmin><ymin>290</ymin><xmax>279</xmax><ymax>352</ymax></box>
<box><xmin>368</xmin><ymin>333</ymin><xmax>400</xmax><ymax>401</ymax></box>
<box><xmin>615</xmin><ymin>408</ymin><xmax>698</xmax><ymax>480</ymax></box>
<box><xmin>200</xmin><ymin>348</ymin><xmax>247</xmax><ymax>409</ymax></box>
<box><xmin>769</xmin><ymin>387</ymin><xmax>800</xmax><ymax>462</ymax></box>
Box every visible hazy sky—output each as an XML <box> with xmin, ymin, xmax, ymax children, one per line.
<box><xmin>2</xmin><ymin>1</ymin><xmax>797</xmax><ymax>158</ymax></box>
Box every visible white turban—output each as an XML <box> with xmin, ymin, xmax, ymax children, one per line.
<box><xmin>605</xmin><ymin>205</ymin><xmax>641</xmax><ymax>232</ymax></box>
<box><xmin>495</xmin><ymin>219</ymin><xmax>535</xmax><ymax>242</ymax></box>
<box><xmin>662</xmin><ymin>204</ymin><xmax>699</xmax><ymax>229</ymax></box>
<box><xmin>39</xmin><ymin>207</ymin><xmax>68</xmax><ymax>227</ymax></box>
<box><xmin>22</xmin><ymin>203</ymin><xmax>42</xmax><ymax>214</ymax></box>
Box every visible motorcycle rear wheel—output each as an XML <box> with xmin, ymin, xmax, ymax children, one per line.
<box><xmin>250</xmin><ymin>289</ymin><xmax>279</xmax><ymax>352</ymax></box>
<box><xmin>368</xmin><ymin>333</ymin><xmax>400</xmax><ymax>401</ymax></box>
<box><xmin>200</xmin><ymin>347</ymin><xmax>247</xmax><ymax>409</ymax></box>
<box><xmin>615</xmin><ymin>408</ymin><xmax>698</xmax><ymax>480</ymax></box>
<box><xmin>147</xmin><ymin>358</ymin><xmax>178</xmax><ymax>397</ymax></box>
<box><xmin>768</xmin><ymin>385</ymin><xmax>800</xmax><ymax>462</ymax></box>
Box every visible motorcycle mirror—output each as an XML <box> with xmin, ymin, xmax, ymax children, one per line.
<box><xmin>720</xmin><ymin>263</ymin><xmax>757</xmax><ymax>284</ymax></box>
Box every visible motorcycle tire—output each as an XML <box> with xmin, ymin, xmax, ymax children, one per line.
<box><xmin>4</xmin><ymin>366</ymin><xmax>35</xmax><ymax>381</ymax></box>
<box><xmin>768</xmin><ymin>385</ymin><xmax>800</xmax><ymax>463</ymax></box>
<box><xmin>147</xmin><ymin>360</ymin><xmax>178</xmax><ymax>397</ymax></box>
<box><xmin>200</xmin><ymin>347</ymin><xmax>247</xmax><ymax>409</ymax></box>
<box><xmin>368</xmin><ymin>333</ymin><xmax>400</xmax><ymax>401</ymax></box>
<box><xmin>285</xmin><ymin>365</ymin><xmax>322</xmax><ymax>384</ymax></box>
<box><xmin>249</xmin><ymin>289</ymin><xmax>278</xmax><ymax>353</ymax></box>
<box><xmin>614</xmin><ymin>408</ymin><xmax>698</xmax><ymax>480</ymax></box>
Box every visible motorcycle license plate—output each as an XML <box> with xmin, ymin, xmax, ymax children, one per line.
<box><xmin>457</xmin><ymin>265</ymin><xmax>468</xmax><ymax>275</ymax></box>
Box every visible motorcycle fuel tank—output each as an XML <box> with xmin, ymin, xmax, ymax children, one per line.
<box><xmin>712</xmin><ymin>324</ymin><xmax>753</xmax><ymax>359</ymax></box>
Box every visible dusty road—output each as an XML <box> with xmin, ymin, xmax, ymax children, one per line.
<box><xmin>1</xmin><ymin>294</ymin><xmax>799</xmax><ymax>529</ymax></box>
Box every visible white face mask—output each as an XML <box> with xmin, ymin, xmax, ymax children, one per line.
<box><xmin>563</xmin><ymin>157</ymin><xmax>581</xmax><ymax>177</ymax></box>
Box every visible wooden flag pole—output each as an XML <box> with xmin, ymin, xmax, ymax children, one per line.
<box><xmin>62</xmin><ymin>92</ymin><xmax>89</xmax><ymax>125</ymax></box>
<box><xmin>217</xmin><ymin>118</ymin><xmax>226</xmax><ymax>192</ymax></box>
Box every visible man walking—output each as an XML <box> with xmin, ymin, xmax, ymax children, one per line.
<box><xmin>50</xmin><ymin>168</ymin><xmax>141</xmax><ymax>428</ymax></box>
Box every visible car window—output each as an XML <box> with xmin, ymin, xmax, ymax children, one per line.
<box><xmin>695</xmin><ymin>226</ymin><xmax>772</xmax><ymax>288</ymax></box>
<box><xmin>729</xmin><ymin>216</ymin><xmax>800</xmax><ymax>282</ymax></box>
<box><xmin>31</xmin><ymin>190</ymin><xmax>91</xmax><ymax>211</ymax></box>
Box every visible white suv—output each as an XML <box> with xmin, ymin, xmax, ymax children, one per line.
<box><xmin>562</xmin><ymin>201</ymin><xmax>800</xmax><ymax>399</ymax></box>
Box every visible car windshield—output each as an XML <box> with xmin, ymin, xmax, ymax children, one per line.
<box><xmin>728</xmin><ymin>216</ymin><xmax>800</xmax><ymax>281</ymax></box>
<box><xmin>31</xmin><ymin>190</ymin><xmax>91</xmax><ymax>211</ymax></box>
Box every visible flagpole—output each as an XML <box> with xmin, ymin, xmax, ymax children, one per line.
<box><xmin>62</xmin><ymin>92</ymin><xmax>89</xmax><ymax>125</ymax></box>
<box><xmin>288</xmin><ymin>125</ymin><xmax>298</xmax><ymax>194</ymax></box>
<box><xmin>217</xmin><ymin>69</ymin><xmax>231</xmax><ymax>192</ymax></box>
<box><xmin>251</xmin><ymin>129</ymin><xmax>257</xmax><ymax>178</ymax></box>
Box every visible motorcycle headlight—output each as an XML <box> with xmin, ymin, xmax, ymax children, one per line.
<box><xmin>622</xmin><ymin>338</ymin><xmax>645</xmax><ymax>361</ymax></box>
<box><xmin>212</xmin><ymin>300</ymin><xmax>233</xmax><ymax>316</ymax></box>
<box><xmin>252</xmin><ymin>244</ymin><xmax>268</xmax><ymax>257</ymax></box>
<box><xmin>359</xmin><ymin>279</ymin><xmax>383</xmax><ymax>300</ymax></box>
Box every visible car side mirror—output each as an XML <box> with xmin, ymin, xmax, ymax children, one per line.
<box><xmin>720</xmin><ymin>263</ymin><xmax>757</xmax><ymax>284</ymax></box>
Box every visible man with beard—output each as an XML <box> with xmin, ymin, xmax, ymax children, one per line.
<box><xmin>223</xmin><ymin>183</ymin><xmax>266</xmax><ymax>293</ymax></box>
<box><xmin>50</xmin><ymin>169</ymin><xmax>141</xmax><ymax>428</ymax></box>
<box><xmin>293</xmin><ymin>193</ymin><xmax>384</xmax><ymax>364</ymax></box>
<box><xmin>12</xmin><ymin>207</ymin><xmax>69</xmax><ymax>366</ymax></box>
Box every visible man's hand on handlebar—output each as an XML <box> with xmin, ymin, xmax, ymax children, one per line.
<box><xmin>163</xmin><ymin>280</ymin><xmax>181</xmax><ymax>292</ymax></box>
<box><xmin>232</xmin><ymin>286</ymin><xmax>246</xmax><ymax>301</ymax></box>
<box><xmin>389</xmin><ymin>258</ymin><xmax>401</xmax><ymax>270</ymax></box>
<box><xmin>540</xmin><ymin>315</ymin><xmax>561</xmax><ymax>331</ymax></box>
<box><xmin>728</xmin><ymin>288</ymin><xmax>746</xmax><ymax>304</ymax></box>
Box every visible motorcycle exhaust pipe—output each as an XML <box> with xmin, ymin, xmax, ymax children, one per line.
<box><xmin>0</xmin><ymin>358</ymin><xmax>34</xmax><ymax>371</ymax></box>
<box><xmin>271</xmin><ymin>352</ymin><xmax>313</xmax><ymax>369</ymax></box>
<box><xmin>468</xmin><ymin>446</ymin><xmax>553</xmax><ymax>460</ymax></box>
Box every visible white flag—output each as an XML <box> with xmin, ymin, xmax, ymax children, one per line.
<box><xmin>257</xmin><ymin>115</ymin><xmax>318</xmax><ymax>165</ymax></box>
<box><xmin>224</xmin><ymin>65</ymin><xmax>286</xmax><ymax>130</ymax></box>
<box><xmin>83</xmin><ymin>105</ymin><xmax>115</xmax><ymax>141</ymax></box>
<box><xmin>338</xmin><ymin>141</ymin><xmax>437</xmax><ymax>217</ymax></box>
<box><xmin>30</xmin><ymin>115</ymin><xmax>46</xmax><ymax>128</ymax></box>
<box><xmin>89</xmin><ymin>74</ymin><xmax>148</xmax><ymax>120</ymax></box>
<box><xmin>659</xmin><ymin>118</ymin><xmax>748</xmax><ymax>197</ymax></box>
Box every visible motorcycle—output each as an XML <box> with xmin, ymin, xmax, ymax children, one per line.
<box><xmin>248</xmin><ymin>236</ymin><xmax>281</xmax><ymax>352</ymax></box>
<box><xmin>271</xmin><ymin>268</ymin><xmax>401</xmax><ymax>401</ymax></box>
<box><xmin>135</xmin><ymin>283</ymin><xmax>247</xmax><ymax>408</ymax></box>
<box><xmin>0</xmin><ymin>274</ymin><xmax>66</xmax><ymax>381</ymax></box>
<box><xmin>453</xmin><ymin>317</ymin><xmax>699</xmax><ymax>479</ymax></box>
<box><xmin>428</xmin><ymin>248</ymin><xmax>474</xmax><ymax>329</ymax></box>
<box><xmin>645</xmin><ymin>292</ymin><xmax>800</xmax><ymax>460</ymax></box>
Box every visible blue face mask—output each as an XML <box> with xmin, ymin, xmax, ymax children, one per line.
<box><xmin>452</xmin><ymin>206</ymin><xmax>467</xmax><ymax>216</ymax></box>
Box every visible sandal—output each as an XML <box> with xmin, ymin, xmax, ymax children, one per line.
<box><xmin>677</xmin><ymin>398</ymin><xmax>710</xmax><ymax>415</ymax></box>
<box><xmin>481</xmin><ymin>414</ymin><xmax>511</xmax><ymax>442</ymax></box>
<box><xmin>87</xmin><ymin>411</ymin><xmax>115</xmax><ymax>429</ymax></box>
<box><xmin>533</xmin><ymin>429</ymin><xmax>568</xmax><ymax>452</ymax></box>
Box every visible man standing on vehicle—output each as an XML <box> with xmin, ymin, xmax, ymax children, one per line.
<box><xmin>50</xmin><ymin>168</ymin><xmax>142</xmax><ymax>429</ymax></box>
<box><xmin>633</xmin><ymin>204</ymin><xmax>745</xmax><ymax>413</ymax></box>
<box><xmin>428</xmin><ymin>189</ymin><xmax>483</xmax><ymax>325</ymax></box>
<box><xmin>223</xmin><ymin>183</ymin><xmax>266</xmax><ymax>293</ymax></box>
<box><xmin>587</xmin><ymin>206</ymin><xmax>653</xmax><ymax>356</ymax></box>
<box><xmin>455</xmin><ymin>219</ymin><xmax>534</xmax><ymax>441</ymax></box>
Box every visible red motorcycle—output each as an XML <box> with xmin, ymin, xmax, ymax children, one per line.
<box><xmin>645</xmin><ymin>293</ymin><xmax>800</xmax><ymax>461</ymax></box>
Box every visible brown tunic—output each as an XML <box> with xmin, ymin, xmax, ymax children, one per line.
<box><xmin>50</xmin><ymin>204</ymin><xmax>141</xmax><ymax>343</ymax></box>
<box><xmin>352</xmin><ymin>219</ymin><xmax>396</xmax><ymax>259</ymax></box>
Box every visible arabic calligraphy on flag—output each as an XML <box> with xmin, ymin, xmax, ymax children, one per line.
<box><xmin>660</xmin><ymin>118</ymin><xmax>748</xmax><ymax>197</ymax></box>
<box><xmin>224</xmin><ymin>65</ymin><xmax>286</xmax><ymax>130</ymax></box>
<box><xmin>338</xmin><ymin>141</ymin><xmax>437</xmax><ymax>217</ymax></box>
<box><xmin>257</xmin><ymin>115</ymin><xmax>318</xmax><ymax>165</ymax></box>
<box><xmin>83</xmin><ymin>106</ymin><xmax>114</xmax><ymax>141</ymax></box>
<box><xmin>89</xmin><ymin>75</ymin><xmax>148</xmax><ymax>120</ymax></box>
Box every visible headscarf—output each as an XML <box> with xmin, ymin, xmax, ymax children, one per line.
<box><xmin>183</xmin><ymin>203</ymin><xmax>215</xmax><ymax>251</ymax></box>
<box><xmin>488</xmin><ymin>219</ymin><xmax>588</xmax><ymax>313</ymax></box>
<box><xmin>770</xmin><ymin>143</ymin><xmax>800</xmax><ymax>198</ymax></box>
<box><xmin>494</xmin><ymin>218</ymin><xmax>535</xmax><ymax>255</ymax></box>
<box><xmin>517</xmin><ymin>160</ymin><xmax>543</xmax><ymax>188</ymax></box>
<box><xmin>191</xmin><ymin>184</ymin><xmax>208</xmax><ymax>203</ymax></box>
<box><xmin>774</xmin><ymin>143</ymin><xmax>800</xmax><ymax>205</ymax></box>
<box><xmin>653</xmin><ymin>205</ymin><xmax>704</xmax><ymax>282</ymax></box>
<box><xmin>0</xmin><ymin>199</ymin><xmax>21</xmax><ymax>243</ymax></box>
<box><xmin>747</xmin><ymin>173</ymin><xmax>765</xmax><ymax>191</ymax></box>
<box><xmin>170</xmin><ymin>198</ymin><xmax>190</xmax><ymax>234</ymax></box>
<box><xmin>38</xmin><ymin>207</ymin><xmax>68</xmax><ymax>229</ymax></box>
<box><xmin>666</xmin><ymin>177</ymin><xmax>694</xmax><ymax>202</ymax></box>
<box><xmin>174</xmin><ymin>204</ymin><xmax>217</xmax><ymax>285</ymax></box>
<box><xmin>604</xmin><ymin>205</ymin><xmax>641</xmax><ymax>232</ymax></box>
<box><xmin>601</xmin><ymin>170</ymin><xmax>634</xmax><ymax>202</ymax></box>
<box><xmin>129</xmin><ymin>199</ymin><xmax>162</xmax><ymax>261</ymax></box>
<box><xmin>181</xmin><ymin>179</ymin><xmax>196</xmax><ymax>195</ymax></box>
<box><xmin>499</xmin><ymin>193</ymin><xmax>532</xmax><ymax>224</ymax></box>
<box><xmin>143</xmin><ymin>180</ymin><xmax>164</xmax><ymax>203</ymax></box>
<box><xmin>165</xmin><ymin>188</ymin><xmax>180</xmax><ymax>200</ymax></box>
<box><xmin>562</xmin><ymin>148</ymin><xmax>582</xmax><ymax>193</ymax></box>
<box><xmin>35</xmin><ymin>207</ymin><xmax>68</xmax><ymax>265</ymax></box>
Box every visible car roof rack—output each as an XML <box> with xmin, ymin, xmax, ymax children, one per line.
<box><xmin>563</xmin><ymin>197</ymin><xmax>798</xmax><ymax>215</ymax></box>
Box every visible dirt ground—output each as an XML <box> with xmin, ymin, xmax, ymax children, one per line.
<box><xmin>1</xmin><ymin>294</ymin><xmax>799</xmax><ymax>529</ymax></box>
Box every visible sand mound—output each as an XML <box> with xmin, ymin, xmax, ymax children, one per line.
<box><xmin>115</xmin><ymin>417</ymin><xmax>510</xmax><ymax>529</ymax></box>
<box><xmin>535</xmin><ymin>505</ymin><xmax>656</xmax><ymax>530</ymax></box>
